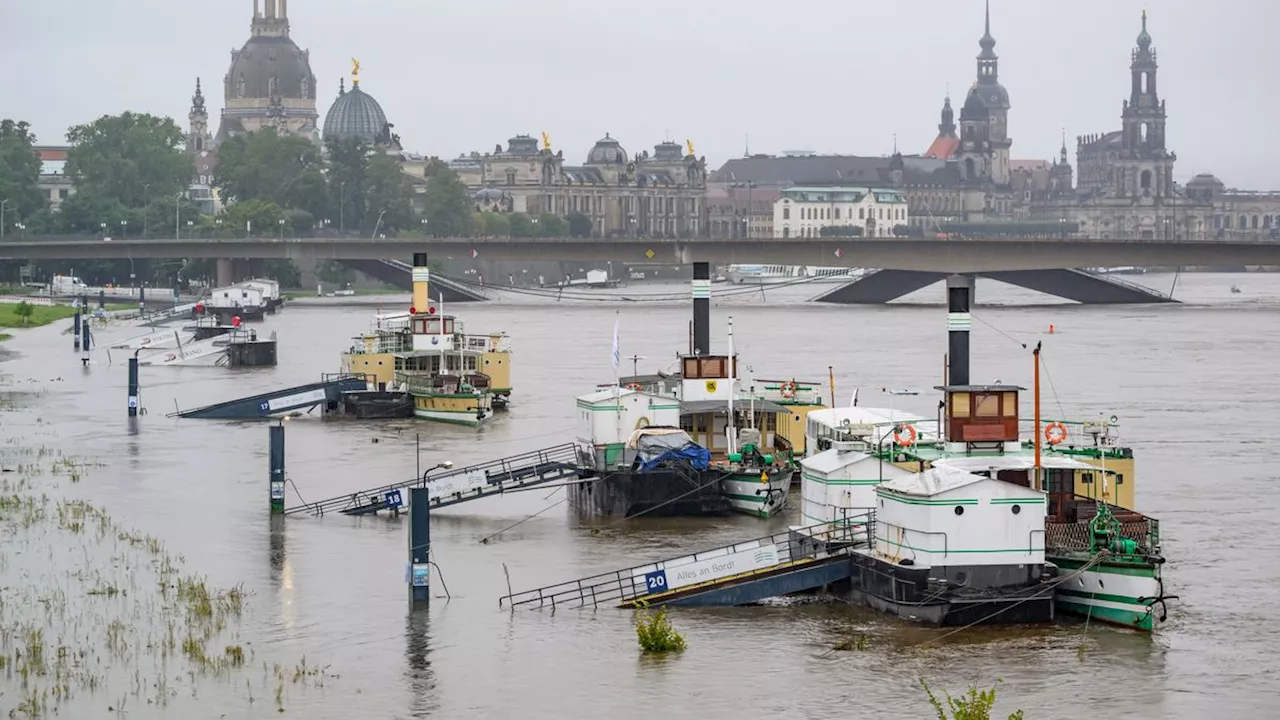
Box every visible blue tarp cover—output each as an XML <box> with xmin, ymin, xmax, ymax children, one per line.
<box><xmin>638</xmin><ymin>443</ymin><xmax>710</xmax><ymax>472</ymax></box>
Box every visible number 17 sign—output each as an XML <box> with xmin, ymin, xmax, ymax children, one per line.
<box><xmin>643</xmin><ymin>569</ymin><xmax>668</xmax><ymax>595</ymax></box>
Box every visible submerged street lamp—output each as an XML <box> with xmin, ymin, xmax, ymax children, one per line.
<box><xmin>421</xmin><ymin>460</ymin><xmax>454</xmax><ymax>484</ymax></box>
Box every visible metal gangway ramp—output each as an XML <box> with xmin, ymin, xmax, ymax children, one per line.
<box><xmin>285</xmin><ymin>443</ymin><xmax>587</xmax><ymax>517</ymax></box>
<box><xmin>498</xmin><ymin>514</ymin><xmax>873</xmax><ymax>610</ymax></box>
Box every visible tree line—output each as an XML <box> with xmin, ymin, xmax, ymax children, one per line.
<box><xmin>0</xmin><ymin>113</ymin><xmax>592</xmax><ymax>286</ymax></box>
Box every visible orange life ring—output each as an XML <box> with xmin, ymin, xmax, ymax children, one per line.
<box><xmin>625</xmin><ymin>383</ymin><xmax>643</xmax><ymax>392</ymax></box>
<box><xmin>893</xmin><ymin>424</ymin><xmax>917</xmax><ymax>445</ymax></box>
<box><xmin>779</xmin><ymin>381</ymin><xmax>797</xmax><ymax>399</ymax></box>
<box><xmin>1044</xmin><ymin>422</ymin><xmax>1068</xmax><ymax>445</ymax></box>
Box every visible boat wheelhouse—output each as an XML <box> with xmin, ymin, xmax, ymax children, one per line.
<box><xmin>339</xmin><ymin>253</ymin><xmax>511</xmax><ymax>426</ymax></box>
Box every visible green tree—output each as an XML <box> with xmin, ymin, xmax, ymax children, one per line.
<box><xmin>315</xmin><ymin>259</ymin><xmax>355</xmax><ymax>285</ymax></box>
<box><xmin>219</xmin><ymin>199</ymin><xmax>286</xmax><ymax>238</ymax></box>
<box><xmin>14</xmin><ymin>300</ymin><xmax>34</xmax><ymax>326</ymax></box>
<box><xmin>214</xmin><ymin>129</ymin><xmax>327</xmax><ymax>216</ymax></box>
<box><xmin>65</xmin><ymin>112</ymin><xmax>191</xmax><ymax>208</ymax></box>
<box><xmin>325</xmin><ymin>137</ymin><xmax>369</xmax><ymax>232</ymax></box>
<box><xmin>537</xmin><ymin>214</ymin><xmax>568</xmax><ymax>237</ymax></box>
<box><xmin>0</xmin><ymin>119</ymin><xmax>45</xmax><ymax>221</ymax></box>
<box><xmin>476</xmin><ymin>211</ymin><xmax>509</xmax><ymax>237</ymax></box>
<box><xmin>567</xmin><ymin>212</ymin><xmax>593</xmax><ymax>238</ymax></box>
<box><xmin>143</xmin><ymin>195</ymin><xmax>204</xmax><ymax>239</ymax></box>
<box><xmin>364</xmin><ymin>153</ymin><xmax>415</xmax><ymax>235</ymax></box>
<box><xmin>421</xmin><ymin>160</ymin><xmax>473</xmax><ymax>237</ymax></box>
<box><xmin>508</xmin><ymin>213</ymin><xmax>534</xmax><ymax>238</ymax></box>
<box><xmin>53</xmin><ymin>191</ymin><xmax>142</xmax><ymax>235</ymax></box>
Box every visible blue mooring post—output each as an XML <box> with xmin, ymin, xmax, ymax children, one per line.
<box><xmin>73</xmin><ymin>307</ymin><xmax>81</xmax><ymax>351</ymax></box>
<box><xmin>81</xmin><ymin>318</ymin><xmax>91</xmax><ymax>352</ymax></box>
<box><xmin>127</xmin><ymin>353</ymin><xmax>139</xmax><ymax>417</ymax></box>
<box><xmin>269</xmin><ymin>424</ymin><xmax>285</xmax><ymax>514</ymax></box>
<box><xmin>408</xmin><ymin>487</ymin><xmax>430</xmax><ymax>604</ymax></box>
<box><xmin>98</xmin><ymin>290</ymin><xmax>105</xmax><ymax>309</ymax></box>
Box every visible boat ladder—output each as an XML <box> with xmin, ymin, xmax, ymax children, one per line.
<box><xmin>498</xmin><ymin>512</ymin><xmax>874</xmax><ymax>610</ymax></box>
<box><xmin>284</xmin><ymin>442</ymin><xmax>588</xmax><ymax>517</ymax></box>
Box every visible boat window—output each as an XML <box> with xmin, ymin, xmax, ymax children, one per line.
<box><xmin>1115</xmin><ymin>474</ymin><xmax>1124</xmax><ymax>485</ymax></box>
<box><xmin>951</xmin><ymin>392</ymin><xmax>970</xmax><ymax>417</ymax></box>
<box><xmin>974</xmin><ymin>394</ymin><xmax>999</xmax><ymax>417</ymax></box>
<box><xmin>1011</xmin><ymin>505</ymin><xmax>1021</xmax><ymax>515</ymax></box>
<box><xmin>1001</xmin><ymin>392</ymin><xmax>1017</xmax><ymax>417</ymax></box>
<box><xmin>954</xmin><ymin>506</ymin><xmax>965</xmax><ymax>516</ymax></box>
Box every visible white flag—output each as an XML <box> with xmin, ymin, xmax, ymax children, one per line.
<box><xmin>611</xmin><ymin>314</ymin><xmax>620</xmax><ymax>375</ymax></box>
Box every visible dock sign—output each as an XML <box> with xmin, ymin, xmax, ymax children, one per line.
<box><xmin>643</xmin><ymin>569</ymin><xmax>669</xmax><ymax>594</ymax></box>
<box><xmin>385</xmin><ymin>489</ymin><xmax>404</xmax><ymax>510</ymax></box>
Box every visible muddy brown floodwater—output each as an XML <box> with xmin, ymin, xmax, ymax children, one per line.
<box><xmin>1</xmin><ymin>272</ymin><xmax>1278</xmax><ymax>719</ymax></box>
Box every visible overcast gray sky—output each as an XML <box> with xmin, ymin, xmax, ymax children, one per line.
<box><xmin>2</xmin><ymin>0</ymin><xmax>1275</xmax><ymax>189</ymax></box>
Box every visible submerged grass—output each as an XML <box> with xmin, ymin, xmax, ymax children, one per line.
<box><xmin>0</xmin><ymin>426</ymin><xmax>338</xmax><ymax>715</ymax></box>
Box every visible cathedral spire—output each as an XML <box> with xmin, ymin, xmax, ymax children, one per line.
<box><xmin>978</xmin><ymin>0</ymin><xmax>996</xmax><ymax>59</ymax></box>
<box><xmin>939</xmin><ymin>95</ymin><xmax>955</xmax><ymax>135</ymax></box>
<box><xmin>191</xmin><ymin>77</ymin><xmax>205</xmax><ymax>113</ymax></box>
<box><xmin>251</xmin><ymin>0</ymin><xmax>289</xmax><ymax>37</ymax></box>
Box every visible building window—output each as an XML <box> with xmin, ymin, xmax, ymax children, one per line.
<box><xmin>859</xmin><ymin>208</ymin><xmax>864</xmax><ymax>220</ymax></box>
<box><xmin>59</xmin><ymin>188</ymin><xmax>69</xmax><ymax>200</ymax></box>
<box><xmin>1240</xmin><ymin>215</ymin><xmax>1247</xmax><ymax>229</ymax></box>
<box><xmin>834</xmin><ymin>208</ymin><xmax>840</xmax><ymax>219</ymax></box>
<box><xmin>782</xmin><ymin>226</ymin><xmax>790</xmax><ymax>238</ymax></box>
<box><xmin>505</xmin><ymin>169</ymin><xmax>516</xmax><ymax>185</ymax></box>
<box><xmin>782</xmin><ymin>207</ymin><xmax>790</xmax><ymax>220</ymax></box>
<box><xmin>1253</xmin><ymin>215</ymin><xmax>1260</xmax><ymax>229</ymax></box>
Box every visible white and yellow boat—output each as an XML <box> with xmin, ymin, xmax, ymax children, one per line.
<box><xmin>340</xmin><ymin>254</ymin><xmax>512</xmax><ymax>426</ymax></box>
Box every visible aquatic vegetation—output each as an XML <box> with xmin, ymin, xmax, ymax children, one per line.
<box><xmin>633</xmin><ymin>600</ymin><xmax>687</xmax><ymax>654</ymax></box>
<box><xmin>920</xmin><ymin>678</ymin><xmax>1025</xmax><ymax>720</ymax></box>
<box><xmin>831</xmin><ymin>634</ymin><xmax>869</xmax><ymax>651</ymax></box>
<box><xmin>0</xmin><ymin>434</ymin><xmax>336</xmax><ymax>716</ymax></box>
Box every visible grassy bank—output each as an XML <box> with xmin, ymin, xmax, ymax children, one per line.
<box><xmin>0</xmin><ymin>302</ymin><xmax>79</xmax><ymax>329</ymax></box>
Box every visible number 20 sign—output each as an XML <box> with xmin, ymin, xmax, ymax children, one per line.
<box><xmin>643</xmin><ymin>570</ymin><xmax>668</xmax><ymax>594</ymax></box>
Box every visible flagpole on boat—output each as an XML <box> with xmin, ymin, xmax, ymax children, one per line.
<box><xmin>1033</xmin><ymin>341</ymin><xmax>1042</xmax><ymax>492</ymax></box>
<box><xmin>726</xmin><ymin>315</ymin><xmax>736</xmax><ymax>456</ymax></box>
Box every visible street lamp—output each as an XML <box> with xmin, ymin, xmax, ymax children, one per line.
<box><xmin>13</xmin><ymin>222</ymin><xmax>26</xmax><ymax>239</ymax></box>
<box><xmin>120</xmin><ymin>220</ymin><xmax>128</xmax><ymax>239</ymax></box>
<box><xmin>278</xmin><ymin>218</ymin><xmax>286</xmax><ymax>240</ymax></box>
<box><xmin>143</xmin><ymin>184</ymin><xmax>151</xmax><ymax>238</ymax></box>
<box><xmin>420</xmin><ymin>460</ymin><xmax>454</xmax><ymax>485</ymax></box>
<box><xmin>175</xmin><ymin>192</ymin><xmax>184</xmax><ymax>238</ymax></box>
<box><xmin>0</xmin><ymin>199</ymin><xmax>9</xmax><ymax>240</ymax></box>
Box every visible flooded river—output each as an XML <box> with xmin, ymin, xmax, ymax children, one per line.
<box><xmin>2</xmin><ymin>272</ymin><xmax>1278</xmax><ymax>719</ymax></box>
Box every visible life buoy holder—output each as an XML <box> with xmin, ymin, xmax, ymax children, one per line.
<box><xmin>779</xmin><ymin>381</ymin><xmax>797</xmax><ymax>399</ymax></box>
<box><xmin>625</xmin><ymin>383</ymin><xmax>643</xmax><ymax>392</ymax></box>
<box><xmin>1044</xmin><ymin>422</ymin><xmax>1068</xmax><ymax>446</ymax></box>
<box><xmin>893</xmin><ymin>424</ymin><xmax>917</xmax><ymax>445</ymax></box>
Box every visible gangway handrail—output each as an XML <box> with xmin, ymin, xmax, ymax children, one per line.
<box><xmin>284</xmin><ymin>442</ymin><xmax>585</xmax><ymax>516</ymax></box>
<box><xmin>499</xmin><ymin>512</ymin><xmax>874</xmax><ymax>610</ymax></box>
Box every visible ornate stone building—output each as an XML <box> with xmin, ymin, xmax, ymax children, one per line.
<box><xmin>186</xmin><ymin>79</ymin><xmax>218</xmax><ymax>214</ymax></box>
<box><xmin>215</xmin><ymin>0</ymin><xmax>319</xmax><ymax>143</ymax></box>
<box><xmin>1032</xmin><ymin>11</ymin><xmax>1214</xmax><ymax>240</ymax></box>
<box><xmin>449</xmin><ymin>134</ymin><xmax>707</xmax><ymax>238</ymax></box>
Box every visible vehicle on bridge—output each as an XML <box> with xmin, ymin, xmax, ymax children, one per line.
<box><xmin>725</xmin><ymin>264</ymin><xmax>867</xmax><ymax>286</ymax></box>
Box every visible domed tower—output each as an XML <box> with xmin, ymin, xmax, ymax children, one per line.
<box><xmin>322</xmin><ymin>62</ymin><xmax>396</xmax><ymax>149</ymax></box>
<box><xmin>1049</xmin><ymin>130</ymin><xmax>1074</xmax><ymax>199</ymax></box>
<box><xmin>957</xmin><ymin>0</ymin><xmax>1012</xmax><ymax>186</ymax></box>
<box><xmin>586</xmin><ymin>134</ymin><xmax>628</xmax><ymax>166</ymax></box>
<box><xmin>216</xmin><ymin>0</ymin><xmax>319</xmax><ymax>144</ymax></box>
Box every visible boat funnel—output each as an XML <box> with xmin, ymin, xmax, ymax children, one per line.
<box><xmin>412</xmin><ymin>252</ymin><xmax>430</xmax><ymax>314</ymax></box>
<box><xmin>946</xmin><ymin>274</ymin><xmax>973</xmax><ymax>386</ymax></box>
<box><xmin>692</xmin><ymin>262</ymin><xmax>711</xmax><ymax>356</ymax></box>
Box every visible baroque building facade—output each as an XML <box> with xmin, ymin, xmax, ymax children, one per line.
<box><xmin>449</xmin><ymin>134</ymin><xmax>707</xmax><ymax>238</ymax></box>
<box><xmin>215</xmin><ymin>0</ymin><xmax>319</xmax><ymax>144</ymax></box>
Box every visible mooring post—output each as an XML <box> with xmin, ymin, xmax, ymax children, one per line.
<box><xmin>73</xmin><ymin>305</ymin><xmax>81</xmax><ymax>351</ymax></box>
<box><xmin>98</xmin><ymin>290</ymin><xmax>105</xmax><ymax>309</ymax></box>
<box><xmin>81</xmin><ymin>319</ymin><xmax>91</xmax><ymax>353</ymax></box>
<box><xmin>269</xmin><ymin>423</ymin><xmax>285</xmax><ymax>514</ymax></box>
<box><xmin>127</xmin><ymin>352</ymin><xmax>140</xmax><ymax>417</ymax></box>
<box><xmin>408</xmin><ymin>487</ymin><xmax>430</xmax><ymax>604</ymax></box>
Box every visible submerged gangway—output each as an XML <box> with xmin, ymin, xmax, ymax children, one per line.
<box><xmin>285</xmin><ymin>442</ymin><xmax>587</xmax><ymax>517</ymax></box>
<box><xmin>498</xmin><ymin>514</ymin><xmax>873</xmax><ymax>610</ymax></box>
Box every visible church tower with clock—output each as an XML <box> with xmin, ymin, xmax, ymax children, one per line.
<box><xmin>957</xmin><ymin>0</ymin><xmax>1012</xmax><ymax>188</ymax></box>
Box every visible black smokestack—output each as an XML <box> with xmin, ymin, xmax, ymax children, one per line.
<box><xmin>946</xmin><ymin>275</ymin><xmax>973</xmax><ymax>386</ymax></box>
<box><xmin>692</xmin><ymin>262</ymin><xmax>711</xmax><ymax>356</ymax></box>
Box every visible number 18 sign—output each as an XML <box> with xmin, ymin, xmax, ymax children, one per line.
<box><xmin>643</xmin><ymin>569</ymin><xmax>668</xmax><ymax>595</ymax></box>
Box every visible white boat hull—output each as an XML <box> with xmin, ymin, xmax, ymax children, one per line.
<box><xmin>109</xmin><ymin>329</ymin><xmax>194</xmax><ymax>350</ymax></box>
<box><xmin>721</xmin><ymin>469</ymin><xmax>792</xmax><ymax>518</ymax></box>
<box><xmin>137</xmin><ymin>336</ymin><xmax>228</xmax><ymax>367</ymax></box>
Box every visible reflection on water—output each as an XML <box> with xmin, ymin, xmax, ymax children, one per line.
<box><xmin>0</xmin><ymin>272</ymin><xmax>1277</xmax><ymax>719</ymax></box>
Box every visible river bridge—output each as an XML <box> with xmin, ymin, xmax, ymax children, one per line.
<box><xmin>6</xmin><ymin>234</ymin><xmax>1277</xmax><ymax>303</ymax></box>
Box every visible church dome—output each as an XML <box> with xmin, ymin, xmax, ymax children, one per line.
<box><xmin>653</xmin><ymin>141</ymin><xmax>684</xmax><ymax>161</ymax></box>
<box><xmin>961</xmin><ymin>86</ymin><xmax>991</xmax><ymax>119</ymax></box>
<box><xmin>586</xmin><ymin>134</ymin><xmax>628</xmax><ymax>165</ymax></box>
<box><xmin>323</xmin><ymin>79</ymin><xmax>390</xmax><ymax>143</ymax></box>
<box><xmin>225</xmin><ymin>35</ymin><xmax>317</xmax><ymax>102</ymax></box>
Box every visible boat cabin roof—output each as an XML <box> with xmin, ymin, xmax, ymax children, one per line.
<box><xmin>935</xmin><ymin>384</ymin><xmax>1027</xmax><ymax>393</ymax></box>
<box><xmin>933</xmin><ymin>454</ymin><xmax>1117</xmax><ymax>475</ymax></box>
<box><xmin>879</xmin><ymin>465</ymin><xmax>992</xmax><ymax>498</ymax></box>
<box><xmin>680</xmin><ymin>398</ymin><xmax>788</xmax><ymax>415</ymax></box>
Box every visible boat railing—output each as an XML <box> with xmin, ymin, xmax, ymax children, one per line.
<box><xmin>1045</xmin><ymin>495</ymin><xmax>1159</xmax><ymax>553</ymax></box>
<box><xmin>499</xmin><ymin>511</ymin><xmax>873</xmax><ymax>609</ymax></box>
<box><xmin>373</xmin><ymin>332</ymin><xmax>413</xmax><ymax>354</ymax></box>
